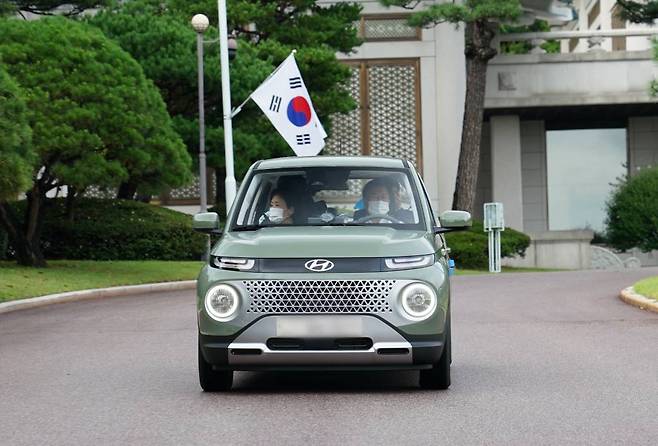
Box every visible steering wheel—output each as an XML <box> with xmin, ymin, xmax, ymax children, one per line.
<box><xmin>355</xmin><ymin>214</ymin><xmax>404</xmax><ymax>224</ymax></box>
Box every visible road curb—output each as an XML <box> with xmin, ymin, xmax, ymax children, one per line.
<box><xmin>619</xmin><ymin>286</ymin><xmax>658</xmax><ymax>314</ymax></box>
<box><xmin>0</xmin><ymin>280</ymin><xmax>196</xmax><ymax>315</ymax></box>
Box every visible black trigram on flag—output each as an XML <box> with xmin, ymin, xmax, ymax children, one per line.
<box><xmin>268</xmin><ymin>95</ymin><xmax>282</xmax><ymax>112</ymax></box>
<box><xmin>296</xmin><ymin>134</ymin><xmax>311</xmax><ymax>145</ymax></box>
<box><xmin>289</xmin><ymin>77</ymin><xmax>302</xmax><ymax>89</ymax></box>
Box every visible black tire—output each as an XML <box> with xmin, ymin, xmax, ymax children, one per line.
<box><xmin>419</xmin><ymin>318</ymin><xmax>451</xmax><ymax>390</ymax></box>
<box><xmin>198</xmin><ymin>344</ymin><xmax>233</xmax><ymax>392</ymax></box>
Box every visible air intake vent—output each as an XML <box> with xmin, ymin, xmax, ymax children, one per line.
<box><xmin>243</xmin><ymin>280</ymin><xmax>395</xmax><ymax>314</ymax></box>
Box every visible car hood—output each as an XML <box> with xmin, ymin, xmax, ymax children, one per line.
<box><xmin>213</xmin><ymin>226</ymin><xmax>435</xmax><ymax>258</ymax></box>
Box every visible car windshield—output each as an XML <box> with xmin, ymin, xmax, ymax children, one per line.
<box><xmin>231</xmin><ymin>166</ymin><xmax>424</xmax><ymax>230</ymax></box>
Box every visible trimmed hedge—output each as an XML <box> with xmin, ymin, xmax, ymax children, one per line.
<box><xmin>445</xmin><ymin>221</ymin><xmax>531</xmax><ymax>269</ymax></box>
<box><xmin>2</xmin><ymin>198</ymin><xmax>206</xmax><ymax>260</ymax></box>
<box><xmin>606</xmin><ymin>167</ymin><xmax>658</xmax><ymax>252</ymax></box>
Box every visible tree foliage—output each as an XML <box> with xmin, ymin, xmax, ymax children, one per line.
<box><xmin>0</xmin><ymin>18</ymin><xmax>191</xmax><ymax>195</ymax></box>
<box><xmin>606</xmin><ymin>167</ymin><xmax>658</xmax><ymax>252</ymax></box>
<box><xmin>0</xmin><ymin>0</ymin><xmax>109</xmax><ymax>16</ymax></box>
<box><xmin>0</xmin><ymin>64</ymin><xmax>33</xmax><ymax>201</ymax></box>
<box><xmin>617</xmin><ymin>0</ymin><xmax>658</xmax><ymax>23</ymax></box>
<box><xmin>382</xmin><ymin>0</ymin><xmax>520</xmax><ymax>27</ymax></box>
<box><xmin>500</xmin><ymin>19</ymin><xmax>559</xmax><ymax>54</ymax></box>
<box><xmin>89</xmin><ymin>0</ymin><xmax>362</xmax><ymax>199</ymax></box>
<box><xmin>0</xmin><ymin>18</ymin><xmax>191</xmax><ymax>266</ymax></box>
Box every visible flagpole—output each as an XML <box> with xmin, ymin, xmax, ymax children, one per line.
<box><xmin>218</xmin><ymin>0</ymin><xmax>236</xmax><ymax>213</ymax></box>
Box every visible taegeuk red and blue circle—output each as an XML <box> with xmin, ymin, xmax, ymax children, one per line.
<box><xmin>287</xmin><ymin>96</ymin><xmax>312</xmax><ymax>127</ymax></box>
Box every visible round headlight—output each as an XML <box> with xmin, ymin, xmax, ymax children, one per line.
<box><xmin>400</xmin><ymin>282</ymin><xmax>437</xmax><ymax>320</ymax></box>
<box><xmin>204</xmin><ymin>284</ymin><xmax>240</xmax><ymax>321</ymax></box>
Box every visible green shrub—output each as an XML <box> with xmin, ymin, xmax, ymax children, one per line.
<box><xmin>445</xmin><ymin>221</ymin><xmax>531</xmax><ymax>269</ymax></box>
<box><xmin>2</xmin><ymin>198</ymin><xmax>206</xmax><ymax>260</ymax></box>
<box><xmin>606</xmin><ymin>167</ymin><xmax>658</xmax><ymax>252</ymax></box>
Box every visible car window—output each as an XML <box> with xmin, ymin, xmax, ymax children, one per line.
<box><xmin>231</xmin><ymin>167</ymin><xmax>424</xmax><ymax>230</ymax></box>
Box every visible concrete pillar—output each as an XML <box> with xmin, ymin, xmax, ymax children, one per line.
<box><xmin>435</xmin><ymin>23</ymin><xmax>465</xmax><ymax>212</ymax></box>
<box><xmin>490</xmin><ymin>115</ymin><xmax>524</xmax><ymax>231</ymax></box>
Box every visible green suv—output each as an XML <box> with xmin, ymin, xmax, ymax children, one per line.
<box><xmin>193</xmin><ymin>156</ymin><xmax>471</xmax><ymax>391</ymax></box>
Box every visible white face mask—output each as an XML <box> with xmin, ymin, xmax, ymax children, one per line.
<box><xmin>266</xmin><ymin>207</ymin><xmax>285</xmax><ymax>223</ymax></box>
<box><xmin>368</xmin><ymin>200</ymin><xmax>389</xmax><ymax>216</ymax></box>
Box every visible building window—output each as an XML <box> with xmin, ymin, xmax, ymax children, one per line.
<box><xmin>546</xmin><ymin>128</ymin><xmax>627</xmax><ymax>232</ymax></box>
<box><xmin>358</xmin><ymin>15</ymin><xmax>421</xmax><ymax>41</ymax></box>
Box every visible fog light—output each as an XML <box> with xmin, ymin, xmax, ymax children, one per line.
<box><xmin>400</xmin><ymin>282</ymin><xmax>437</xmax><ymax>320</ymax></box>
<box><xmin>204</xmin><ymin>284</ymin><xmax>240</xmax><ymax>321</ymax></box>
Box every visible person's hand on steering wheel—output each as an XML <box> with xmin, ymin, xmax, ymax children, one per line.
<box><xmin>355</xmin><ymin>214</ymin><xmax>403</xmax><ymax>224</ymax></box>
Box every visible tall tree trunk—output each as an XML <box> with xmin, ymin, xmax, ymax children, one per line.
<box><xmin>0</xmin><ymin>198</ymin><xmax>46</xmax><ymax>268</ymax></box>
<box><xmin>117</xmin><ymin>182</ymin><xmax>138</xmax><ymax>200</ymax></box>
<box><xmin>22</xmin><ymin>183</ymin><xmax>47</xmax><ymax>267</ymax></box>
<box><xmin>66</xmin><ymin>187</ymin><xmax>77</xmax><ymax>223</ymax></box>
<box><xmin>452</xmin><ymin>21</ymin><xmax>497</xmax><ymax>213</ymax></box>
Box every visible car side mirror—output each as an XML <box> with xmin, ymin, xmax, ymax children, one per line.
<box><xmin>433</xmin><ymin>210</ymin><xmax>472</xmax><ymax>234</ymax></box>
<box><xmin>193</xmin><ymin>212</ymin><xmax>221</xmax><ymax>233</ymax></box>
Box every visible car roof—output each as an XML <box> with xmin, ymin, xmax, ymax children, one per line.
<box><xmin>255</xmin><ymin>156</ymin><xmax>407</xmax><ymax>170</ymax></box>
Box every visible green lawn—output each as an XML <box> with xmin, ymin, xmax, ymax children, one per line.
<box><xmin>0</xmin><ymin>260</ymin><xmax>204</xmax><ymax>302</ymax></box>
<box><xmin>634</xmin><ymin>276</ymin><xmax>658</xmax><ymax>301</ymax></box>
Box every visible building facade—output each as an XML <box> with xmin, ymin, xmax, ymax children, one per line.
<box><xmin>320</xmin><ymin>0</ymin><xmax>658</xmax><ymax>268</ymax></box>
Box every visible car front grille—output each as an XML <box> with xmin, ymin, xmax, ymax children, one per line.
<box><xmin>243</xmin><ymin>280</ymin><xmax>395</xmax><ymax>314</ymax></box>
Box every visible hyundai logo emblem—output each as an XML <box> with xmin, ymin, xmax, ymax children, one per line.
<box><xmin>304</xmin><ymin>259</ymin><xmax>334</xmax><ymax>272</ymax></box>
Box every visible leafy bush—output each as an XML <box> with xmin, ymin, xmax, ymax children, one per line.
<box><xmin>445</xmin><ymin>221</ymin><xmax>531</xmax><ymax>269</ymax></box>
<box><xmin>606</xmin><ymin>167</ymin><xmax>658</xmax><ymax>252</ymax></box>
<box><xmin>2</xmin><ymin>198</ymin><xmax>206</xmax><ymax>261</ymax></box>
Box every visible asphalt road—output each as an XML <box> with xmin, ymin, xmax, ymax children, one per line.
<box><xmin>2</xmin><ymin>268</ymin><xmax>658</xmax><ymax>446</ymax></box>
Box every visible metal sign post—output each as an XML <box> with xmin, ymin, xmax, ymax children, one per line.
<box><xmin>484</xmin><ymin>203</ymin><xmax>504</xmax><ymax>273</ymax></box>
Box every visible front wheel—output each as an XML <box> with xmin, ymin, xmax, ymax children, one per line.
<box><xmin>198</xmin><ymin>344</ymin><xmax>233</xmax><ymax>392</ymax></box>
<box><xmin>419</xmin><ymin>320</ymin><xmax>451</xmax><ymax>390</ymax></box>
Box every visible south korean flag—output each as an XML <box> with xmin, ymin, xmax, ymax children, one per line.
<box><xmin>251</xmin><ymin>52</ymin><xmax>327</xmax><ymax>157</ymax></box>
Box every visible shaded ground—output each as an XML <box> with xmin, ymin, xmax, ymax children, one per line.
<box><xmin>1</xmin><ymin>268</ymin><xmax>657</xmax><ymax>445</ymax></box>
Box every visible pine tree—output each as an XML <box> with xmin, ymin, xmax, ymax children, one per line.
<box><xmin>90</xmin><ymin>0</ymin><xmax>363</xmax><ymax>205</ymax></box>
<box><xmin>0</xmin><ymin>18</ymin><xmax>191</xmax><ymax>266</ymax></box>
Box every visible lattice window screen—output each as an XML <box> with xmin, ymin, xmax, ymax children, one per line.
<box><xmin>324</xmin><ymin>66</ymin><xmax>362</xmax><ymax>157</ymax></box>
<box><xmin>167</xmin><ymin>171</ymin><xmax>217</xmax><ymax>200</ymax></box>
<box><xmin>367</xmin><ymin>64</ymin><xmax>419</xmax><ymax>166</ymax></box>
<box><xmin>362</xmin><ymin>17</ymin><xmax>419</xmax><ymax>41</ymax></box>
<box><xmin>83</xmin><ymin>186</ymin><xmax>116</xmax><ymax>199</ymax></box>
<box><xmin>83</xmin><ymin>171</ymin><xmax>217</xmax><ymax>203</ymax></box>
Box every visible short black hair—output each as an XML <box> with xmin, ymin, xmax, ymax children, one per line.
<box><xmin>269</xmin><ymin>188</ymin><xmax>296</xmax><ymax>210</ymax></box>
<box><xmin>362</xmin><ymin>177</ymin><xmax>393</xmax><ymax>201</ymax></box>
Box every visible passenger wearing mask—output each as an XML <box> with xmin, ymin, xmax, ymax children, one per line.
<box><xmin>262</xmin><ymin>189</ymin><xmax>296</xmax><ymax>225</ymax></box>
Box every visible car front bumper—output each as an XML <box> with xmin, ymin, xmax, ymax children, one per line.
<box><xmin>200</xmin><ymin>314</ymin><xmax>445</xmax><ymax>371</ymax></box>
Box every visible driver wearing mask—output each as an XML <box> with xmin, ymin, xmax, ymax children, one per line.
<box><xmin>354</xmin><ymin>178</ymin><xmax>413</xmax><ymax>223</ymax></box>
